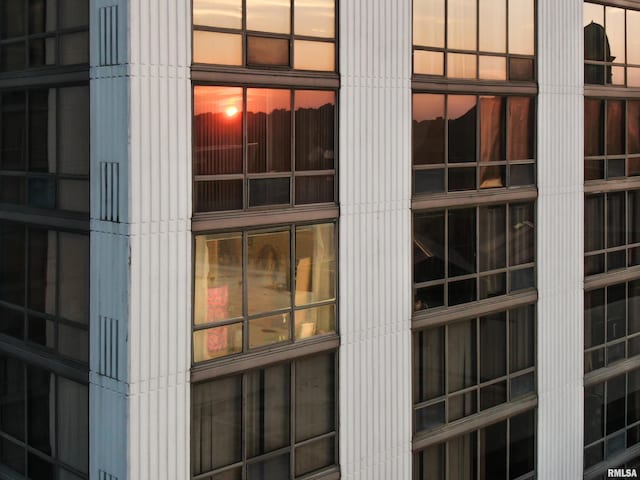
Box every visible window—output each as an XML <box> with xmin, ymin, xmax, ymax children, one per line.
<box><xmin>413</xmin><ymin>409</ymin><xmax>536</xmax><ymax>480</ymax></box>
<box><xmin>0</xmin><ymin>86</ymin><xmax>90</xmax><ymax>213</ymax></box>
<box><xmin>584</xmin><ymin>368</ymin><xmax>640</xmax><ymax>472</ymax></box>
<box><xmin>413</xmin><ymin>305</ymin><xmax>535</xmax><ymax>434</ymax></box>
<box><xmin>413</xmin><ymin>202</ymin><xmax>535</xmax><ymax>312</ymax></box>
<box><xmin>191</xmin><ymin>353</ymin><xmax>336</xmax><ymax>479</ymax></box>
<box><xmin>193</xmin><ymin>222</ymin><xmax>335</xmax><ymax>363</ymax></box>
<box><xmin>584</xmin><ymin>99</ymin><xmax>640</xmax><ymax>181</ymax></box>
<box><xmin>192</xmin><ymin>0</ymin><xmax>335</xmax><ymax>72</ymax></box>
<box><xmin>0</xmin><ymin>221</ymin><xmax>89</xmax><ymax>364</ymax></box>
<box><xmin>193</xmin><ymin>86</ymin><xmax>336</xmax><ymax>213</ymax></box>
<box><xmin>0</xmin><ymin>0</ymin><xmax>89</xmax><ymax>73</ymax></box>
<box><xmin>413</xmin><ymin>93</ymin><xmax>535</xmax><ymax>194</ymax></box>
<box><xmin>584</xmin><ymin>3</ymin><xmax>640</xmax><ymax>87</ymax></box>
<box><xmin>412</xmin><ymin>0</ymin><xmax>535</xmax><ymax>81</ymax></box>
<box><xmin>585</xmin><ymin>190</ymin><xmax>640</xmax><ymax>275</ymax></box>
<box><xmin>585</xmin><ymin>281</ymin><xmax>640</xmax><ymax>374</ymax></box>
<box><xmin>0</xmin><ymin>354</ymin><xmax>88</xmax><ymax>479</ymax></box>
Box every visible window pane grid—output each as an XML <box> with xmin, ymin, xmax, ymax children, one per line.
<box><xmin>412</xmin><ymin>305</ymin><xmax>535</xmax><ymax>434</ymax></box>
<box><xmin>191</xmin><ymin>353</ymin><xmax>337</xmax><ymax>479</ymax></box>
<box><xmin>193</xmin><ymin>86</ymin><xmax>336</xmax><ymax>213</ymax></box>
<box><xmin>584</xmin><ymin>3</ymin><xmax>640</xmax><ymax>87</ymax></box>
<box><xmin>193</xmin><ymin>0</ymin><xmax>336</xmax><ymax>72</ymax></box>
<box><xmin>412</xmin><ymin>0</ymin><xmax>535</xmax><ymax>81</ymax></box>
<box><xmin>412</xmin><ymin>94</ymin><xmax>536</xmax><ymax>195</ymax></box>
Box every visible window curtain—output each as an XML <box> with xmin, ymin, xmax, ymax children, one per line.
<box><xmin>56</xmin><ymin>378</ymin><xmax>88</xmax><ymax>474</ymax></box>
<box><xmin>509</xmin><ymin>306</ymin><xmax>534</xmax><ymax>373</ymax></box>
<box><xmin>448</xmin><ymin>433</ymin><xmax>476</xmax><ymax>479</ymax></box>
<box><xmin>448</xmin><ymin>320</ymin><xmax>476</xmax><ymax>393</ymax></box>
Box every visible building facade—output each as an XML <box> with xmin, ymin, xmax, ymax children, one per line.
<box><xmin>0</xmin><ymin>0</ymin><xmax>638</xmax><ymax>479</ymax></box>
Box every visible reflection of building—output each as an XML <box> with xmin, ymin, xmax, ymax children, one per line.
<box><xmin>584</xmin><ymin>21</ymin><xmax>614</xmax><ymax>84</ymax></box>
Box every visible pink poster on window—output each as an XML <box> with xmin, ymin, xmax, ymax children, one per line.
<box><xmin>207</xmin><ymin>285</ymin><xmax>229</xmax><ymax>353</ymax></box>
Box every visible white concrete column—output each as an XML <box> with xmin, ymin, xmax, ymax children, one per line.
<box><xmin>89</xmin><ymin>0</ymin><xmax>192</xmax><ymax>478</ymax></box>
<box><xmin>338</xmin><ymin>0</ymin><xmax>413</xmax><ymax>479</ymax></box>
<box><xmin>536</xmin><ymin>0</ymin><xmax>584</xmax><ymax>477</ymax></box>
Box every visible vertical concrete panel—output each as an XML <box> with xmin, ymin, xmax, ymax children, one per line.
<box><xmin>339</xmin><ymin>0</ymin><xmax>412</xmax><ymax>478</ymax></box>
<box><xmin>90</xmin><ymin>0</ymin><xmax>192</xmax><ymax>478</ymax></box>
<box><xmin>537</xmin><ymin>0</ymin><xmax>584</xmax><ymax>478</ymax></box>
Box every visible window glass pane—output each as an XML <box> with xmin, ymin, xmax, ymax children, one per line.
<box><xmin>449</xmin><ymin>167</ymin><xmax>476</xmax><ymax>191</ymax></box>
<box><xmin>58</xmin><ymin>323</ymin><xmax>88</xmax><ymax>363</ymax></box>
<box><xmin>0</xmin><ymin>222</ymin><xmax>25</xmax><ymax>306</ymax></box>
<box><xmin>413</xmin><ymin>327</ymin><xmax>445</xmax><ymax>402</ymax></box>
<box><xmin>607</xmin><ymin>283</ymin><xmax>626</xmax><ymax>341</ymax></box>
<box><xmin>449</xmin><ymin>277</ymin><xmax>477</xmax><ymax>305</ymax></box>
<box><xmin>630</xmin><ymin>68</ymin><xmax>640</xmax><ymax>88</ymax></box>
<box><xmin>448</xmin><ymin>95</ymin><xmax>476</xmax><ymax>163</ymax></box>
<box><xmin>58</xmin><ymin>233</ymin><xmax>89</xmax><ymax>324</ymax></box>
<box><xmin>28</xmin><ymin>176</ymin><xmax>55</xmax><ymax>209</ymax></box>
<box><xmin>448</xmin><ymin>391</ymin><xmax>476</xmax><ymax>422</ymax></box>
<box><xmin>246</xmin><ymin>364</ymin><xmax>290</xmax><ymax>457</ymax></box>
<box><xmin>479</xmin><ymin>205</ymin><xmax>506</xmax><ymax>271</ymax></box>
<box><xmin>28</xmin><ymin>90</ymin><xmax>49</xmax><ymax>172</ymax></box>
<box><xmin>249</xmin><ymin>313</ymin><xmax>291</xmax><ymax>348</ymax></box>
<box><xmin>247</xmin><ymin>89</ymin><xmax>291</xmax><ymax>173</ymax></box>
<box><xmin>247</xmin><ymin>230</ymin><xmax>291</xmax><ymax>314</ymax></box>
<box><xmin>447</xmin><ymin>52</ymin><xmax>476</xmax><ymax>79</ymax></box>
<box><xmin>413</xmin><ymin>94</ymin><xmax>445</xmax><ymax>165</ymax></box>
<box><xmin>628</xmin><ymin>10</ymin><xmax>640</xmax><ymax>65</ymax></box>
<box><xmin>295</xmin><ymin>304</ymin><xmax>335</xmax><ymax>338</ymax></box>
<box><xmin>479</xmin><ymin>272</ymin><xmax>505</xmax><ymax>299</ymax></box>
<box><xmin>509</xmin><ymin>57</ymin><xmax>534</xmax><ymax>81</ymax></box>
<box><xmin>605</xmin><ymin>7</ymin><xmax>625</xmax><ymax>65</ymax></box>
<box><xmin>448</xmin><ymin>208</ymin><xmax>476</xmax><ymax>277</ymax></box>
<box><xmin>194</xmin><ymin>233</ymin><xmax>243</xmax><ymax>325</ymax></box>
<box><xmin>607</xmin><ymin>192</ymin><xmax>625</xmax><ymax>248</ymax></box>
<box><xmin>585</xmin><ymin>99</ymin><xmax>604</xmax><ymax>157</ymax></box>
<box><xmin>58</xmin><ymin>179</ymin><xmax>89</xmax><ymax>212</ymax></box>
<box><xmin>510</xmin><ymin>203</ymin><xmax>534</xmax><ymax>266</ymax></box>
<box><xmin>415</xmin><ymin>169</ymin><xmax>445</xmax><ymax>194</ymax></box>
<box><xmin>629</xmin><ymin>101</ymin><xmax>640</xmax><ymax>155</ymax></box>
<box><xmin>480</xmin><ymin>421</ymin><xmax>507</xmax><ymax>479</ymax></box>
<box><xmin>59</xmin><ymin>0</ymin><xmax>88</xmax><ymax>28</ymax></box>
<box><xmin>0</xmin><ymin>176</ymin><xmax>25</xmax><ymax>204</ymax></box>
<box><xmin>480</xmin><ymin>313</ymin><xmax>506</xmax><ymax>382</ymax></box>
<box><xmin>0</xmin><ymin>356</ymin><xmax>25</xmax><ymax>441</ymax></box>
<box><xmin>414</xmin><ymin>50</ymin><xmax>444</xmax><ymax>76</ymax></box>
<box><xmin>194</xmin><ymin>86</ymin><xmax>243</xmax><ymax>175</ymax></box>
<box><xmin>295</xmin><ymin>0</ymin><xmax>334</xmax><ymax>38</ymax></box>
<box><xmin>413</xmin><ymin>0</ymin><xmax>444</xmax><ymax>48</ymax></box>
<box><xmin>28</xmin><ymin>229</ymin><xmax>56</xmax><ymax>315</ymax></box>
<box><xmin>607</xmin><ymin>100</ymin><xmax>625</xmax><ymax>156</ymax></box>
<box><xmin>193</xmin><ymin>31</ymin><xmax>242</xmax><ymax>65</ymax></box>
<box><xmin>194</xmin><ymin>180</ymin><xmax>243</xmax><ymax>212</ymax></box>
<box><xmin>415</xmin><ymin>402</ymin><xmax>445</xmax><ymax>432</ymax></box>
<box><xmin>448</xmin><ymin>0</ymin><xmax>476</xmax><ymax>50</ymax></box>
<box><xmin>59</xmin><ymin>32</ymin><xmax>88</xmax><ymax>65</ymax></box>
<box><xmin>59</xmin><ymin>86</ymin><xmax>89</xmax><ymax>175</ymax></box>
<box><xmin>295</xmin><ymin>223</ymin><xmax>335</xmax><ymax>305</ymax></box>
<box><xmin>630</xmin><ymin>280</ymin><xmax>640</xmax><ymax>335</ymax></box>
<box><xmin>295</xmin><ymin>175</ymin><xmax>334</xmax><ymax>204</ymax></box>
<box><xmin>414</xmin><ymin>211</ymin><xmax>445</xmax><ymax>282</ymax></box>
<box><xmin>246</xmin><ymin>0</ymin><xmax>290</xmax><ymax>34</ymax></box>
<box><xmin>193</xmin><ymin>0</ymin><xmax>242</xmax><ymax>29</ymax></box>
<box><xmin>193</xmin><ymin>323</ymin><xmax>243</xmax><ymax>361</ymax></box>
<box><xmin>247</xmin><ymin>36</ymin><xmax>289</xmax><ymax>67</ymax></box>
<box><xmin>57</xmin><ymin>379</ymin><xmax>88</xmax><ymax>473</ymax></box>
<box><xmin>1</xmin><ymin>42</ymin><xmax>26</xmax><ymax>72</ymax></box>
<box><xmin>585</xmin><ymin>289</ymin><xmax>605</xmax><ymax>349</ymax></box>
<box><xmin>509</xmin><ymin>410</ymin><xmax>535</xmax><ymax>478</ymax></box>
<box><xmin>29</xmin><ymin>37</ymin><xmax>55</xmax><ymax>68</ymax></box>
<box><xmin>191</xmin><ymin>376</ymin><xmax>242</xmax><ymax>474</ymax></box>
<box><xmin>1</xmin><ymin>92</ymin><xmax>26</xmax><ymax>171</ymax></box>
<box><xmin>607</xmin><ymin>375</ymin><xmax>626</xmax><ymax>435</ymax></box>
<box><xmin>295</xmin><ymin>90</ymin><xmax>335</xmax><ymax>171</ymax></box>
<box><xmin>480</xmin><ymin>381</ymin><xmax>506</xmax><ymax>410</ymax></box>
<box><xmin>479</xmin><ymin>56</ymin><xmax>506</xmax><ymax>80</ymax></box>
<box><xmin>249</xmin><ymin>178</ymin><xmax>290</xmax><ymax>207</ymax></box>
<box><xmin>448</xmin><ymin>320</ymin><xmax>476</xmax><ymax>393</ymax></box>
<box><xmin>413</xmin><ymin>444</ymin><xmax>444</xmax><ymax>480</ymax></box>
<box><xmin>27</xmin><ymin>365</ymin><xmax>53</xmax><ymax>455</ymax></box>
<box><xmin>508</xmin><ymin>0</ymin><xmax>534</xmax><ymax>55</ymax></box>
<box><xmin>480</xmin><ymin>96</ymin><xmax>505</xmax><ymax>163</ymax></box>
<box><xmin>293</xmin><ymin>40</ymin><xmax>334</xmax><ymax>71</ymax></box>
<box><xmin>247</xmin><ymin>453</ymin><xmax>290</xmax><ymax>479</ymax></box>
<box><xmin>447</xmin><ymin>432</ymin><xmax>477</xmax><ymax>479</ymax></box>
<box><xmin>0</xmin><ymin>304</ymin><xmax>23</xmax><ymax>340</ymax></box>
<box><xmin>1</xmin><ymin>0</ymin><xmax>25</xmax><ymax>39</ymax></box>
<box><xmin>295</xmin><ymin>354</ymin><xmax>335</xmax><ymax>441</ymax></box>
<box><xmin>28</xmin><ymin>453</ymin><xmax>53</xmax><ymax>479</ymax></box>
<box><xmin>0</xmin><ymin>437</ymin><xmax>24</xmax><ymax>476</ymax></box>
<box><xmin>295</xmin><ymin>436</ymin><xmax>335</xmax><ymax>477</ymax></box>
<box><xmin>628</xmin><ymin>369</ymin><xmax>640</xmax><ymax>425</ymax></box>
<box><xmin>586</xmin><ymin>195</ymin><xmax>605</xmax><ymax>252</ymax></box>
<box><xmin>508</xmin><ymin>98</ymin><xmax>534</xmax><ymax>160</ymax></box>
<box><xmin>479</xmin><ymin>0</ymin><xmax>505</xmax><ymax>53</ymax></box>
